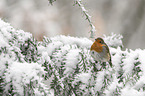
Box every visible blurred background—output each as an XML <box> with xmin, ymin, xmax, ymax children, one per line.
<box><xmin>0</xmin><ymin>0</ymin><xmax>145</xmax><ymax>49</ymax></box>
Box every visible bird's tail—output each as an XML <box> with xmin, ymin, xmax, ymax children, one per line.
<box><xmin>109</xmin><ymin>57</ymin><xmax>112</xmax><ymax>67</ymax></box>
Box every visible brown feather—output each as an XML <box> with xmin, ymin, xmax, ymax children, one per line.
<box><xmin>90</xmin><ymin>41</ymin><xmax>103</xmax><ymax>53</ymax></box>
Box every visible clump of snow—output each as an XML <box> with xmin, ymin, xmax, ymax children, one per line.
<box><xmin>104</xmin><ymin>33</ymin><xmax>123</xmax><ymax>48</ymax></box>
<box><xmin>0</xmin><ymin>18</ymin><xmax>32</xmax><ymax>48</ymax></box>
<box><xmin>52</xmin><ymin>44</ymin><xmax>73</xmax><ymax>67</ymax></box>
<box><xmin>95</xmin><ymin>70</ymin><xmax>106</xmax><ymax>91</ymax></box>
<box><xmin>134</xmin><ymin>76</ymin><xmax>145</xmax><ymax>90</ymax></box>
<box><xmin>46</xmin><ymin>41</ymin><xmax>63</xmax><ymax>56</ymax></box>
<box><xmin>104</xmin><ymin>74</ymin><xmax>121</xmax><ymax>96</ymax></box>
<box><xmin>50</xmin><ymin>35</ymin><xmax>93</xmax><ymax>49</ymax></box>
<box><xmin>121</xmin><ymin>87</ymin><xmax>145</xmax><ymax>96</ymax></box>
<box><xmin>0</xmin><ymin>33</ymin><xmax>9</xmax><ymax>47</ymax></box>
<box><xmin>123</xmin><ymin>50</ymin><xmax>137</xmax><ymax>76</ymax></box>
<box><xmin>75</xmin><ymin>72</ymin><xmax>91</xmax><ymax>84</ymax></box>
<box><xmin>64</xmin><ymin>48</ymin><xmax>81</xmax><ymax>74</ymax></box>
<box><xmin>4</xmin><ymin>62</ymin><xmax>48</xmax><ymax>95</ymax></box>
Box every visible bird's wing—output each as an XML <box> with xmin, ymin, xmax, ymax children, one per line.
<box><xmin>104</xmin><ymin>43</ymin><xmax>112</xmax><ymax>67</ymax></box>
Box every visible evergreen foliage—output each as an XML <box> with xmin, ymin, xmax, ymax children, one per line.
<box><xmin>1</xmin><ymin>19</ymin><xmax>145</xmax><ymax>96</ymax></box>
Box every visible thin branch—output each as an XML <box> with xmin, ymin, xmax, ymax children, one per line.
<box><xmin>75</xmin><ymin>0</ymin><xmax>96</xmax><ymax>38</ymax></box>
<box><xmin>48</xmin><ymin>0</ymin><xmax>56</xmax><ymax>5</ymax></box>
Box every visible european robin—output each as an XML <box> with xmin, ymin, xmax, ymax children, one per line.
<box><xmin>90</xmin><ymin>37</ymin><xmax>112</xmax><ymax>68</ymax></box>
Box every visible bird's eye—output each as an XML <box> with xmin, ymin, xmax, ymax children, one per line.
<box><xmin>99</xmin><ymin>41</ymin><xmax>102</xmax><ymax>43</ymax></box>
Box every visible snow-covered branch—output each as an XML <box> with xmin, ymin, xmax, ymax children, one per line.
<box><xmin>48</xmin><ymin>0</ymin><xmax>56</xmax><ymax>5</ymax></box>
<box><xmin>75</xmin><ymin>0</ymin><xmax>96</xmax><ymax>38</ymax></box>
<box><xmin>48</xmin><ymin>0</ymin><xmax>96</xmax><ymax>38</ymax></box>
<box><xmin>1</xmin><ymin>19</ymin><xmax>145</xmax><ymax>95</ymax></box>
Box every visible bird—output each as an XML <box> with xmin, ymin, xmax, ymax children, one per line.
<box><xmin>90</xmin><ymin>37</ymin><xmax>112</xmax><ymax>70</ymax></box>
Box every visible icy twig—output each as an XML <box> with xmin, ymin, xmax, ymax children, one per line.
<box><xmin>75</xmin><ymin>0</ymin><xmax>96</xmax><ymax>38</ymax></box>
<box><xmin>48</xmin><ymin>0</ymin><xmax>56</xmax><ymax>5</ymax></box>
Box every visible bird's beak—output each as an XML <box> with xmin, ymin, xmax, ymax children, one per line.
<box><xmin>95</xmin><ymin>39</ymin><xmax>97</xmax><ymax>41</ymax></box>
<box><xmin>102</xmin><ymin>44</ymin><xmax>106</xmax><ymax>46</ymax></box>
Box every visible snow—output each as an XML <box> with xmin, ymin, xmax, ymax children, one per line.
<box><xmin>121</xmin><ymin>87</ymin><xmax>145</xmax><ymax>96</ymax></box>
<box><xmin>104</xmin><ymin>76</ymin><xmax>120</xmax><ymax>96</ymax></box>
<box><xmin>91</xmin><ymin>24</ymin><xmax>96</xmax><ymax>32</ymax></box>
<box><xmin>75</xmin><ymin>72</ymin><xmax>91</xmax><ymax>84</ymax></box>
<box><xmin>50</xmin><ymin>35</ymin><xmax>92</xmax><ymax>49</ymax></box>
<box><xmin>75</xmin><ymin>0</ymin><xmax>96</xmax><ymax>38</ymax></box>
<box><xmin>134</xmin><ymin>76</ymin><xmax>145</xmax><ymax>90</ymax></box>
<box><xmin>95</xmin><ymin>70</ymin><xmax>106</xmax><ymax>91</ymax></box>
<box><xmin>104</xmin><ymin>33</ymin><xmax>123</xmax><ymax>48</ymax></box>
<box><xmin>0</xmin><ymin>33</ymin><xmax>9</xmax><ymax>47</ymax></box>
<box><xmin>123</xmin><ymin>50</ymin><xmax>138</xmax><ymax>76</ymax></box>
<box><xmin>46</xmin><ymin>41</ymin><xmax>63</xmax><ymax>56</ymax></box>
<box><xmin>0</xmin><ymin>18</ymin><xmax>32</xmax><ymax>48</ymax></box>
<box><xmin>4</xmin><ymin>62</ymin><xmax>46</xmax><ymax>95</ymax></box>
<box><xmin>1</xmin><ymin>18</ymin><xmax>145</xmax><ymax>95</ymax></box>
<box><xmin>64</xmin><ymin>48</ymin><xmax>81</xmax><ymax>74</ymax></box>
<box><xmin>52</xmin><ymin>44</ymin><xmax>72</xmax><ymax>67</ymax></box>
<box><xmin>138</xmin><ymin>49</ymin><xmax>145</xmax><ymax>74</ymax></box>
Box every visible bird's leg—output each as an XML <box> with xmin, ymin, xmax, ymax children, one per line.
<box><xmin>93</xmin><ymin>61</ymin><xmax>99</xmax><ymax>72</ymax></box>
<box><xmin>99</xmin><ymin>62</ymin><xmax>107</xmax><ymax>70</ymax></box>
<box><xmin>93</xmin><ymin>63</ymin><xmax>98</xmax><ymax>72</ymax></box>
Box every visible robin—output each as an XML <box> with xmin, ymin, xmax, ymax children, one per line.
<box><xmin>90</xmin><ymin>37</ymin><xmax>112</xmax><ymax>70</ymax></box>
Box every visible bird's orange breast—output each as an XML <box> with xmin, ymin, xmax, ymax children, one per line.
<box><xmin>90</xmin><ymin>41</ymin><xmax>103</xmax><ymax>53</ymax></box>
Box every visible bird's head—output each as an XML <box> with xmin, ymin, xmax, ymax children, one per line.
<box><xmin>90</xmin><ymin>37</ymin><xmax>106</xmax><ymax>52</ymax></box>
<box><xmin>95</xmin><ymin>37</ymin><xmax>105</xmax><ymax>45</ymax></box>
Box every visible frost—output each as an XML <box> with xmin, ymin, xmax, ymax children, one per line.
<box><xmin>64</xmin><ymin>48</ymin><xmax>81</xmax><ymax>74</ymax></box>
<box><xmin>46</xmin><ymin>41</ymin><xmax>63</xmax><ymax>56</ymax></box>
<box><xmin>95</xmin><ymin>71</ymin><xmax>106</xmax><ymax>91</ymax></box>
<box><xmin>123</xmin><ymin>50</ymin><xmax>137</xmax><ymax>76</ymax></box>
<box><xmin>1</xmin><ymin>19</ymin><xmax>145</xmax><ymax>95</ymax></box>
<box><xmin>0</xmin><ymin>34</ymin><xmax>9</xmax><ymax>47</ymax></box>
<box><xmin>50</xmin><ymin>35</ymin><xmax>92</xmax><ymax>48</ymax></box>
<box><xmin>4</xmin><ymin>62</ymin><xmax>48</xmax><ymax>95</ymax></box>
<box><xmin>121</xmin><ymin>87</ymin><xmax>145</xmax><ymax>96</ymax></box>
<box><xmin>75</xmin><ymin>72</ymin><xmax>91</xmax><ymax>84</ymax></box>
<box><xmin>104</xmin><ymin>33</ymin><xmax>123</xmax><ymax>48</ymax></box>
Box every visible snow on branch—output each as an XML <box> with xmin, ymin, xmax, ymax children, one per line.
<box><xmin>75</xmin><ymin>0</ymin><xmax>96</xmax><ymax>38</ymax></box>
<box><xmin>48</xmin><ymin>0</ymin><xmax>56</xmax><ymax>5</ymax></box>
<box><xmin>48</xmin><ymin>0</ymin><xmax>96</xmax><ymax>38</ymax></box>
<box><xmin>1</xmin><ymin>19</ymin><xmax>145</xmax><ymax>95</ymax></box>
